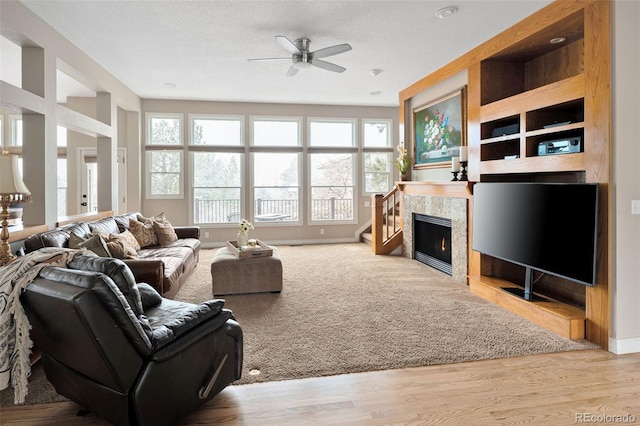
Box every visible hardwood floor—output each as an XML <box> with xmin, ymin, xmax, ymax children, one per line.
<box><xmin>2</xmin><ymin>349</ymin><xmax>639</xmax><ymax>425</ymax></box>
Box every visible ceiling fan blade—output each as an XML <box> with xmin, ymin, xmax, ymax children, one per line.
<box><xmin>247</xmin><ymin>57</ymin><xmax>292</xmax><ymax>62</ymax></box>
<box><xmin>311</xmin><ymin>43</ymin><xmax>352</xmax><ymax>59</ymax></box>
<box><xmin>310</xmin><ymin>59</ymin><xmax>346</xmax><ymax>73</ymax></box>
<box><xmin>286</xmin><ymin>65</ymin><xmax>299</xmax><ymax>77</ymax></box>
<box><xmin>276</xmin><ymin>35</ymin><xmax>301</xmax><ymax>54</ymax></box>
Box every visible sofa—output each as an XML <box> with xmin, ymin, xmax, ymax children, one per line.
<box><xmin>21</xmin><ymin>254</ymin><xmax>243</xmax><ymax>426</ymax></box>
<box><xmin>23</xmin><ymin>212</ymin><xmax>200</xmax><ymax>299</ymax></box>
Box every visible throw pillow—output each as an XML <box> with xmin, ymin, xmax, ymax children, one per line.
<box><xmin>69</xmin><ymin>232</ymin><xmax>111</xmax><ymax>257</ymax></box>
<box><xmin>106</xmin><ymin>235</ymin><xmax>139</xmax><ymax>259</ymax></box>
<box><xmin>112</xmin><ymin>229</ymin><xmax>141</xmax><ymax>252</ymax></box>
<box><xmin>129</xmin><ymin>218</ymin><xmax>158</xmax><ymax>248</ymax></box>
<box><xmin>153</xmin><ymin>218</ymin><xmax>178</xmax><ymax>246</ymax></box>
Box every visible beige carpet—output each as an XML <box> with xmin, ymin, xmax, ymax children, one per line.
<box><xmin>2</xmin><ymin>243</ymin><xmax>597</xmax><ymax>405</ymax></box>
<box><xmin>180</xmin><ymin>243</ymin><xmax>598</xmax><ymax>385</ymax></box>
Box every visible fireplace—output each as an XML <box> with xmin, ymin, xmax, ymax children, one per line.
<box><xmin>413</xmin><ymin>213</ymin><xmax>452</xmax><ymax>275</ymax></box>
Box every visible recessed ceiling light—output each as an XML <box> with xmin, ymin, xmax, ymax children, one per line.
<box><xmin>550</xmin><ymin>37</ymin><xmax>567</xmax><ymax>44</ymax></box>
<box><xmin>163</xmin><ymin>82</ymin><xmax>176</xmax><ymax>88</ymax></box>
<box><xmin>369</xmin><ymin>68</ymin><xmax>384</xmax><ymax>77</ymax></box>
<box><xmin>369</xmin><ymin>91</ymin><xmax>382</xmax><ymax>96</ymax></box>
<box><xmin>435</xmin><ymin>6</ymin><xmax>458</xmax><ymax>19</ymax></box>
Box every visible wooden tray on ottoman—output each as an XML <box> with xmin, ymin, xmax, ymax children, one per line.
<box><xmin>226</xmin><ymin>240</ymin><xmax>273</xmax><ymax>259</ymax></box>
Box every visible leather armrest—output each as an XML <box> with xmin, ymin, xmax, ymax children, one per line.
<box><xmin>174</xmin><ymin>226</ymin><xmax>200</xmax><ymax>240</ymax></box>
<box><xmin>146</xmin><ymin>300</ymin><xmax>228</xmax><ymax>355</ymax></box>
<box><xmin>123</xmin><ymin>259</ymin><xmax>164</xmax><ymax>295</ymax></box>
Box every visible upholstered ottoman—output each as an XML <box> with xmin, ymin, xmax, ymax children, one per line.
<box><xmin>211</xmin><ymin>246</ymin><xmax>283</xmax><ymax>296</ymax></box>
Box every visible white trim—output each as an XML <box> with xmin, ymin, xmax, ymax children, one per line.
<box><xmin>608</xmin><ymin>336</ymin><xmax>640</xmax><ymax>354</ymax></box>
<box><xmin>200</xmin><ymin>236</ymin><xmax>360</xmax><ymax>249</ymax></box>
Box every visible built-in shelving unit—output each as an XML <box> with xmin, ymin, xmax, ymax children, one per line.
<box><xmin>399</xmin><ymin>0</ymin><xmax>610</xmax><ymax>348</ymax></box>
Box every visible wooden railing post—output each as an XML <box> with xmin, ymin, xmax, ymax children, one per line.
<box><xmin>372</xmin><ymin>194</ymin><xmax>384</xmax><ymax>253</ymax></box>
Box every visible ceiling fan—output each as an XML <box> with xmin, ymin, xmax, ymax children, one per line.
<box><xmin>248</xmin><ymin>35</ymin><xmax>352</xmax><ymax>76</ymax></box>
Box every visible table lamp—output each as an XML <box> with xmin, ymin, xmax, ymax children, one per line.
<box><xmin>0</xmin><ymin>154</ymin><xmax>32</xmax><ymax>266</ymax></box>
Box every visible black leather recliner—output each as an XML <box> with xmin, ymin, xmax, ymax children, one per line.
<box><xmin>20</xmin><ymin>254</ymin><xmax>243</xmax><ymax>425</ymax></box>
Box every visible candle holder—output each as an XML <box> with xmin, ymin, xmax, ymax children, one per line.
<box><xmin>459</xmin><ymin>161</ymin><xmax>468</xmax><ymax>181</ymax></box>
<box><xmin>450</xmin><ymin>171</ymin><xmax>459</xmax><ymax>181</ymax></box>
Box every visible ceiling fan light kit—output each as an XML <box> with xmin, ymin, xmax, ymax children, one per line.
<box><xmin>248</xmin><ymin>35</ymin><xmax>352</xmax><ymax>76</ymax></box>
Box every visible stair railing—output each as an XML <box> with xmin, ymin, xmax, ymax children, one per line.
<box><xmin>371</xmin><ymin>185</ymin><xmax>403</xmax><ymax>254</ymax></box>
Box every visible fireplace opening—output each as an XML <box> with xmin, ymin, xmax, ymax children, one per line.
<box><xmin>413</xmin><ymin>213</ymin><xmax>452</xmax><ymax>275</ymax></box>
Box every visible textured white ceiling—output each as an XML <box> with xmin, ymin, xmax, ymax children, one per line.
<box><xmin>21</xmin><ymin>0</ymin><xmax>552</xmax><ymax>107</ymax></box>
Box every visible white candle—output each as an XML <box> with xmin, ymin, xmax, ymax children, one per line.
<box><xmin>459</xmin><ymin>146</ymin><xmax>468</xmax><ymax>162</ymax></box>
<box><xmin>451</xmin><ymin>157</ymin><xmax>461</xmax><ymax>172</ymax></box>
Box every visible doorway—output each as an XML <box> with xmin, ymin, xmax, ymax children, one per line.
<box><xmin>78</xmin><ymin>148</ymin><xmax>127</xmax><ymax>214</ymax></box>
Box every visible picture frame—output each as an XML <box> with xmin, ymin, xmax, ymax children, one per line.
<box><xmin>413</xmin><ymin>86</ymin><xmax>467</xmax><ymax>169</ymax></box>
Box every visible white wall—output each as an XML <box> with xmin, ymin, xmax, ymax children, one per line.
<box><xmin>610</xmin><ymin>0</ymin><xmax>640</xmax><ymax>354</ymax></box>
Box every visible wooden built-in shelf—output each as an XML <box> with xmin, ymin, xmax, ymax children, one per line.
<box><xmin>479</xmin><ymin>153</ymin><xmax>585</xmax><ymax>175</ymax></box>
<box><xmin>468</xmin><ymin>275</ymin><xmax>586</xmax><ymax>340</ymax></box>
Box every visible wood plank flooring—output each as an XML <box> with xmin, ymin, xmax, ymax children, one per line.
<box><xmin>2</xmin><ymin>349</ymin><xmax>639</xmax><ymax>425</ymax></box>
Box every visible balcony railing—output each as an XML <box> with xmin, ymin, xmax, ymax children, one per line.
<box><xmin>194</xmin><ymin>198</ymin><xmax>352</xmax><ymax>223</ymax></box>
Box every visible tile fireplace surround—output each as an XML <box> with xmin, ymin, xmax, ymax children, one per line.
<box><xmin>399</xmin><ymin>182</ymin><xmax>471</xmax><ymax>284</ymax></box>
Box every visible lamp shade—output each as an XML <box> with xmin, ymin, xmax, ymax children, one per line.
<box><xmin>0</xmin><ymin>154</ymin><xmax>31</xmax><ymax>196</ymax></box>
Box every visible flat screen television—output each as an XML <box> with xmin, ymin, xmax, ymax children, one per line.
<box><xmin>472</xmin><ymin>182</ymin><xmax>598</xmax><ymax>300</ymax></box>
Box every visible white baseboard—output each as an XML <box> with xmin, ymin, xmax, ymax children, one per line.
<box><xmin>201</xmin><ymin>237</ymin><xmax>360</xmax><ymax>250</ymax></box>
<box><xmin>608</xmin><ymin>336</ymin><xmax>640</xmax><ymax>354</ymax></box>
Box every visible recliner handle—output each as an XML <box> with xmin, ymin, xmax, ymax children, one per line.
<box><xmin>198</xmin><ymin>354</ymin><xmax>228</xmax><ymax>400</ymax></box>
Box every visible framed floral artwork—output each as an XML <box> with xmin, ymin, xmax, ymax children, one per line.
<box><xmin>413</xmin><ymin>86</ymin><xmax>467</xmax><ymax>169</ymax></box>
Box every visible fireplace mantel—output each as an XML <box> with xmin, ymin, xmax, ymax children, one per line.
<box><xmin>397</xmin><ymin>181</ymin><xmax>473</xmax><ymax>198</ymax></box>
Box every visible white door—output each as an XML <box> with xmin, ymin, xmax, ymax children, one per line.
<box><xmin>78</xmin><ymin>148</ymin><xmax>126</xmax><ymax>214</ymax></box>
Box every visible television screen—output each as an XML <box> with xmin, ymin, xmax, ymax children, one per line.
<box><xmin>472</xmin><ymin>182</ymin><xmax>598</xmax><ymax>287</ymax></box>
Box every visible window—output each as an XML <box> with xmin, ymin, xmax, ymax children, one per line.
<box><xmin>146</xmin><ymin>114</ymin><xmax>184</xmax><ymax>199</ymax></box>
<box><xmin>363</xmin><ymin>120</ymin><xmax>391</xmax><ymax>148</ymax></box>
<box><xmin>252</xmin><ymin>117</ymin><xmax>300</xmax><ymax>147</ymax></box>
<box><xmin>309</xmin><ymin>119</ymin><xmax>355</xmax><ymax>147</ymax></box>
<box><xmin>191</xmin><ymin>115</ymin><xmax>242</xmax><ymax>146</ymax></box>
<box><xmin>309</xmin><ymin>153</ymin><xmax>355</xmax><ymax>222</ymax></box>
<box><xmin>253</xmin><ymin>152</ymin><xmax>300</xmax><ymax>222</ymax></box>
<box><xmin>363</xmin><ymin>119</ymin><xmax>393</xmax><ymax>193</ymax></box>
<box><xmin>57</xmin><ymin>126</ymin><xmax>67</xmax><ymax>147</ymax></box>
<box><xmin>10</xmin><ymin>116</ymin><xmax>22</xmax><ymax>146</ymax></box>
<box><xmin>364</xmin><ymin>152</ymin><xmax>392</xmax><ymax>193</ymax></box>
<box><xmin>147</xmin><ymin>114</ymin><xmax>182</xmax><ymax>145</ymax></box>
<box><xmin>146</xmin><ymin>150</ymin><xmax>183</xmax><ymax>198</ymax></box>
<box><xmin>192</xmin><ymin>152</ymin><xmax>242</xmax><ymax>224</ymax></box>
<box><xmin>57</xmin><ymin>158</ymin><xmax>67</xmax><ymax>217</ymax></box>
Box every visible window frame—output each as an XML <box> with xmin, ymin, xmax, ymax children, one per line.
<box><xmin>362</xmin><ymin>119</ymin><xmax>394</xmax><ymax>195</ymax></box>
<box><xmin>307</xmin><ymin>117</ymin><xmax>357</xmax><ymax>148</ymax></box>
<box><xmin>145</xmin><ymin>149</ymin><xmax>184</xmax><ymax>199</ymax></box>
<box><xmin>190</xmin><ymin>150</ymin><xmax>245</xmax><ymax>224</ymax></box>
<box><xmin>307</xmin><ymin>151</ymin><xmax>357</xmax><ymax>225</ymax></box>
<box><xmin>189</xmin><ymin>114</ymin><xmax>244</xmax><ymax>147</ymax></box>
<box><xmin>250</xmin><ymin>151</ymin><xmax>302</xmax><ymax>226</ymax></box>
<box><xmin>250</xmin><ymin>116</ymin><xmax>302</xmax><ymax>147</ymax></box>
<box><xmin>146</xmin><ymin>112</ymin><xmax>184</xmax><ymax>146</ymax></box>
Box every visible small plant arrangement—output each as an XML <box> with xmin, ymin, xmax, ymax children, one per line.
<box><xmin>391</xmin><ymin>142</ymin><xmax>410</xmax><ymax>175</ymax></box>
<box><xmin>238</xmin><ymin>218</ymin><xmax>254</xmax><ymax>235</ymax></box>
